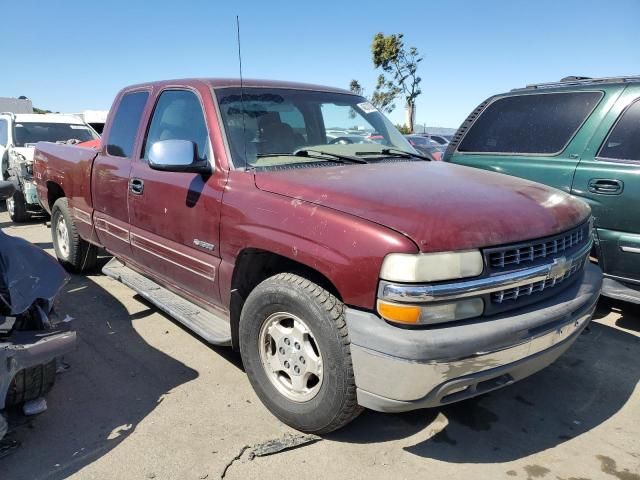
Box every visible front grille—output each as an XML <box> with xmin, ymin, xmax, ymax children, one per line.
<box><xmin>492</xmin><ymin>255</ymin><xmax>586</xmax><ymax>304</ymax></box>
<box><xmin>487</xmin><ymin>222</ymin><xmax>590</xmax><ymax>270</ymax></box>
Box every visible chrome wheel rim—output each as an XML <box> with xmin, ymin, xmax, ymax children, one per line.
<box><xmin>6</xmin><ymin>197</ymin><xmax>14</xmax><ymax>217</ymax></box>
<box><xmin>259</xmin><ymin>312</ymin><xmax>323</xmax><ymax>402</ymax></box>
<box><xmin>56</xmin><ymin>216</ymin><xmax>70</xmax><ymax>259</ymax></box>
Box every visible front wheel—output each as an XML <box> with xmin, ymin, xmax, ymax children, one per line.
<box><xmin>6</xmin><ymin>190</ymin><xmax>30</xmax><ymax>223</ymax></box>
<box><xmin>239</xmin><ymin>273</ymin><xmax>362</xmax><ymax>434</ymax></box>
<box><xmin>51</xmin><ymin>198</ymin><xmax>98</xmax><ymax>272</ymax></box>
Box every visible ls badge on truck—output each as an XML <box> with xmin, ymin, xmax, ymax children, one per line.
<box><xmin>193</xmin><ymin>239</ymin><xmax>215</xmax><ymax>251</ymax></box>
<box><xmin>548</xmin><ymin>256</ymin><xmax>570</xmax><ymax>281</ymax></box>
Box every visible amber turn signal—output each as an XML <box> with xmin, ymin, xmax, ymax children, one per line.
<box><xmin>377</xmin><ymin>300</ymin><xmax>421</xmax><ymax>324</ymax></box>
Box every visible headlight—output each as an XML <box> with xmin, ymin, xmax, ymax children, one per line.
<box><xmin>377</xmin><ymin>298</ymin><xmax>484</xmax><ymax>325</ymax></box>
<box><xmin>380</xmin><ymin>250</ymin><xmax>484</xmax><ymax>283</ymax></box>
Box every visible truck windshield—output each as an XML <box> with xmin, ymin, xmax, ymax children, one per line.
<box><xmin>216</xmin><ymin>87</ymin><xmax>418</xmax><ymax>168</ymax></box>
<box><xmin>13</xmin><ymin>122</ymin><xmax>98</xmax><ymax>147</ymax></box>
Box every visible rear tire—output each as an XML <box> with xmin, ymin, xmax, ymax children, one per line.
<box><xmin>239</xmin><ymin>273</ymin><xmax>362</xmax><ymax>434</ymax></box>
<box><xmin>6</xmin><ymin>190</ymin><xmax>30</xmax><ymax>223</ymax></box>
<box><xmin>51</xmin><ymin>198</ymin><xmax>98</xmax><ymax>272</ymax></box>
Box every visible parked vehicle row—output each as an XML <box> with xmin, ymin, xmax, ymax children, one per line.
<box><xmin>31</xmin><ymin>78</ymin><xmax>601</xmax><ymax>433</ymax></box>
<box><xmin>404</xmin><ymin>134</ymin><xmax>445</xmax><ymax>160</ymax></box>
<box><xmin>445</xmin><ymin>75</ymin><xmax>640</xmax><ymax>304</ymax></box>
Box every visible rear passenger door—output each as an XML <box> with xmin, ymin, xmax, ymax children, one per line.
<box><xmin>128</xmin><ymin>88</ymin><xmax>225</xmax><ymax>307</ymax></box>
<box><xmin>452</xmin><ymin>91</ymin><xmax>607</xmax><ymax>192</ymax></box>
<box><xmin>92</xmin><ymin>89</ymin><xmax>149</xmax><ymax>260</ymax></box>
<box><xmin>572</xmin><ymin>85</ymin><xmax>640</xmax><ymax>283</ymax></box>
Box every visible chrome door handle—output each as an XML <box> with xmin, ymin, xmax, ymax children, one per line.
<box><xmin>588</xmin><ymin>178</ymin><xmax>623</xmax><ymax>195</ymax></box>
<box><xmin>129</xmin><ymin>178</ymin><xmax>144</xmax><ymax>195</ymax></box>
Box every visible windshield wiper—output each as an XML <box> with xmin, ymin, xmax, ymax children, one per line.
<box><xmin>355</xmin><ymin>148</ymin><xmax>432</xmax><ymax>161</ymax></box>
<box><xmin>256</xmin><ymin>150</ymin><xmax>368</xmax><ymax>165</ymax></box>
<box><xmin>294</xmin><ymin>149</ymin><xmax>368</xmax><ymax>164</ymax></box>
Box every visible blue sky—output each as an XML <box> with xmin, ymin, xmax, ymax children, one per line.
<box><xmin>3</xmin><ymin>0</ymin><xmax>638</xmax><ymax>128</ymax></box>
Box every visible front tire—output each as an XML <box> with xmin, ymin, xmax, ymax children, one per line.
<box><xmin>6</xmin><ymin>190</ymin><xmax>30</xmax><ymax>223</ymax></box>
<box><xmin>239</xmin><ymin>273</ymin><xmax>362</xmax><ymax>434</ymax></box>
<box><xmin>51</xmin><ymin>198</ymin><xmax>98</xmax><ymax>272</ymax></box>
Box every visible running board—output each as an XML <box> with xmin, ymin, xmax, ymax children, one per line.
<box><xmin>102</xmin><ymin>258</ymin><xmax>232</xmax><ymax>346</ymax></box>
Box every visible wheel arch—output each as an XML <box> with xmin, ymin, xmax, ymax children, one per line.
<box><xmin>228</xmin><ymin>248</ymin><xmax>342</xmax><ymax>350</ymax></box>
<box><xmin>46</xmin><ymin>181</ymin><xmax>66</xmax><ymax>210</ymax></box>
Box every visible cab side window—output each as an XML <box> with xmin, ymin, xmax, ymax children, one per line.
<box><xmin>143</xmin><ymin>90</ymin><xmax>210</xmax><ymax>162</ymax></box>
<box><xmin>0</xmin><ymin>119</ymin><xmax>8</xmax><ymax>146</ymax></box>
<box><xmin>597</xmin><ymin>99</ymin><xmax>640</xmax><ymax>162</ymax></box>
<box><xmin>106</xmin><ymin>91</ymin><xmax>149</xmax><ymax>158</ymax></box>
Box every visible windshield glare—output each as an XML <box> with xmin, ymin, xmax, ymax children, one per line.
<box><xmin>216</xmin><ymin>87</ymin><xmax>418</xmax><ymax>168</ymax></box>
<box><xmin>14</xmin><ymin>122</ymin><xmax>98</xmax><ymax>147</ymax></box>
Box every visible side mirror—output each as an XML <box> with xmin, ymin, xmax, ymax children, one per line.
<box><xmin>148</xmin><ymin>140</ymin><xmax>211</xmax><ymax>174</ymax></box>
<box><xmin>0</xmin><ymin>181</ymin><xmax>15</xmax><ymax>201</ymax></box>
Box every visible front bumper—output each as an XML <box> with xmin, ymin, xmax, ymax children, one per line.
<box><xmin>0</xmin><ymin>319</ymin><xmax>76</xmax><ymax>410</ymax></box>
<box><xmin>346</xmin><ymin>262</ymin><xmax>602</xmax><ymax>412</ymax></box>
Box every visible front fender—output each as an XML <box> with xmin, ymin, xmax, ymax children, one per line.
<box><xmin>219</xmin><ymin>175</ymin><xmax>418</xmax><ymax>309</ymax></box>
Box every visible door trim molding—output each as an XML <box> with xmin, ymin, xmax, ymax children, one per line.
<box><xmin>130</xmin><ymin>232</ymin><xmax>216</xmax><ymax>281</ymax></box>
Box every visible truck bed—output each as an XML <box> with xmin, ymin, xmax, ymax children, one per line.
<box><xmin>33</xmin><ymin>142</ymin><xmax>98</xmax><ymax>216</ymax></box>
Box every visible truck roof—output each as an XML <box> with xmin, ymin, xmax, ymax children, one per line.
<box><xmin>122</xmin><ymin>78</ymin><xmax>353</xmax><ymax>95</ymax></box>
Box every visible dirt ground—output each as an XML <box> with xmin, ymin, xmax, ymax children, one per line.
<box><xmin>1</xmin><ymin>211</ymin><xmax>639</xmax><ymax>480</ymax></box>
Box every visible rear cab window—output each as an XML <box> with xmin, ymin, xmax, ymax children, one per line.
<box><xmin>458</xmin><ymin>91</ymin><xmax>603</xmax><ymax>155</ymax></box>
<box><xmin>597</xmin><ymin>98</ymin><xmax>640</xmax><ymax>162</ymax></box>
<box><xmin>106</xmin><ymin>91</ymin><xmax>150</xmax><ymax>157</ymax></box>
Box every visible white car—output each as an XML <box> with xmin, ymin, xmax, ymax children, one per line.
<box><xmin>0</xmin><ymin>113</ymin><xmax>99</xmax><ymax>221</ymax></box>
<box><xmin>69</xmin><ymin>110</ymin><xmax>108</xmax><ymax>134</ymax></box>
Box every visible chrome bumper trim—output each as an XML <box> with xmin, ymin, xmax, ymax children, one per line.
<box><xmin>379</xmin><ymin>239</ymin><xmax>592</xmax><ymax>303</ymax></box>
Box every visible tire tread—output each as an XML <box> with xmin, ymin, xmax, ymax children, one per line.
<box><xmin>259</xmin><ymin>273</ymin><xmax>362</xmax><ymax>434</ymax></box>
<box><xmin>51</xmin><ymin>198</ymin><xmax>98</xmax><ymax>272</ymax></box>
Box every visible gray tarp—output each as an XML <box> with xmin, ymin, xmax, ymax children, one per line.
<box><xmin>0</xmin><ymin>228</ymin><xmax>75</xmax><ymax>423</ymax></box>
<box><xmin>0</xmin><ymin>230</ymin><xmax>68</xmax><ymax>315</ymax></box>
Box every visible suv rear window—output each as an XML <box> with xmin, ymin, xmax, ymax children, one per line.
<box><xmin>458</xmin><ymin>91</ymin><xmax>602</xmax><ymax>155</ymax></box>
<box><xmin>597</xmin><ymin>99</ymin><xmax>640</xmax><ymax>162</ymax></box>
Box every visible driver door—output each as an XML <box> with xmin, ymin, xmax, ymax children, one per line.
<box><xmin>128</xmin><ymin>88</ymin><xmax>225</xmax><ymax>306</ymax></box>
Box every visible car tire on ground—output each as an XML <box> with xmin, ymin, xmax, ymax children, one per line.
<box><xmin>5</xmin><ymin>360</ymin><xmax>57</xmax><ymax>407</ymax></box>
<box><xmin>239</xmin><ymin>273</ymin><xmax>362</xmax><ymax>434</ymax></box>
<box><xmin>51</xmin><ymin>197</ymin><xmax>98</xmax><ymax>272</ymax></box>
<box><xmin>6</xmin><ymin>190</ymin><xmax>31</xmax><ymax>223</ymax></box>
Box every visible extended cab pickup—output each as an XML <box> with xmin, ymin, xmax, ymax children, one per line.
<box><xmin>34</xmin><ymin>79</ymin><xmax>602</xmax><ymax>433</ymax></box>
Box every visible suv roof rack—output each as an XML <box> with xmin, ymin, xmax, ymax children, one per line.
<box><xmin>512</xmin><ymin>75</ymin><xmax>640</xmax><ymax>91</ymax></box>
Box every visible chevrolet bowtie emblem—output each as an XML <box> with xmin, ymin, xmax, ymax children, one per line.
<box><xmin>548</xmin><ymin>256</ymin><xmax>570</xmax><ymax>281</ymax></box>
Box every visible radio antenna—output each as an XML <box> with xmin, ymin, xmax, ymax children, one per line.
<box><xmin>236</xmin><ymin>15</ymin><xmax>249</xmax><ymax>171</ymax></box>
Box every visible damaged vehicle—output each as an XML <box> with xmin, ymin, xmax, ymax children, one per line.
<box><xmin>0</xmin><ymin>181</ymin><xmax>76</xmax><ymax>441</ymax></box>
<box><xmin>0</xmin><ymin>112</ymin><xmax>99</xmax><ymax>222</ymax></box>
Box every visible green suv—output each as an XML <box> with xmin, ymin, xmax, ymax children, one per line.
<box><xmin>445</xmin><ymin>76</ymin><xmax>640</xmax><ymax>304</ymax></box>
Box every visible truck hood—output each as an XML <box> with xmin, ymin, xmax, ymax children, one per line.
<box><xmin>254</xmin><ymin>162</ymin><xmax>590</xmax><ymax>252</ymax></box>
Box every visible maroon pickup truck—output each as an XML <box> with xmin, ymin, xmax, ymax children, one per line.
<box><xmin>33</xmin><ymin>78</ymin><xmax>602</xmax><ymax>433</ymax></box>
